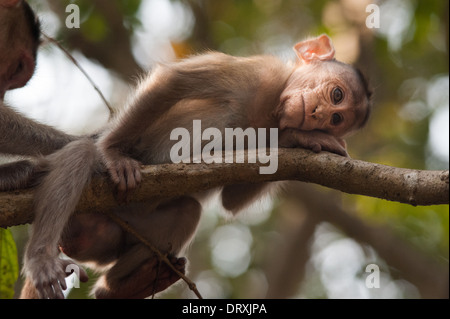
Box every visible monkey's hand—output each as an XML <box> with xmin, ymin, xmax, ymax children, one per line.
<box><xmin>23</xmin><ymin>255</ymin><xmax>88</xmax><ymax>299</ymax></box>
<box><xmin>100</xmin><ymin>150</ymin><xmax>142</xmax><ymax>203</ymax></box>
<box><xmin>279</xmin><ymin>129</ymin><xmax>349</xmax><ymax>157</ymax></box>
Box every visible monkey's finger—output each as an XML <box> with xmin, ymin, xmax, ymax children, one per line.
<box><xmin>52</xmin><ymin>275</ymin><xmax>68</xmax><ymax>299</ymax></box>
<box><xmin>342</xmin><ymin>149</ymin><xmax>350</xmax><ymax>157</ymax></box>
<box><xmin>310</xmin><ymin>143</ymin><xmax>322</xmax><ymax>153</ymax></box>
<box><xmin>53</xmin><ymin>283</ymin><xmax>66</xmax><ymax>299</ymax></box>
<box><xmin>107</xmin><ymin>165</ymin><xmax>121</xmax><ymax>185</ymax></box>
<box><xmin>319</xmin><ymin>140</ymin><xmax>348</xmax><ymax>157</ymax></box>
<box><xmin>177</xmin><ymin>257</ymin><xmax>187</xmax><ymax>267</ymax></box>
<box><xmin>116</xmin><ymin>168</ymin><xmax>127</xmax><ymax>189</ymax></box>
<box><xmin>170</xmin><ymin>256</ymin><xmax>187</xmax><ymax>270</ymax></box>
<box><xmin>134</xmin><ymin>167</ymin><xmax>142</xmax><ymax>186</ymax></box>
<box><xmin>334</xmin><ymin>145</ymin><xmax>349</xmax><ymax>157</ymax></box>
<box><xmin>35</xmin><ymin>283</ymin><xmax>47</xmax><ymax>299</ymax></box>
<box><xmin>123</xmin><ymin>169</ymin><xmax>141</xmax><ymax>203</ymax></box>
<box><xmin>125</xmin><ymin>164</ymin><xmax>137</xmax><ymax>190</ymax></box>
<box><xmin>41</xmin><ymin>282</ymin><xmax>63</xmax><ymax>299</ymax></box>
<box><xmin>59</xmin><ymin>277</ymin><xmax>68</xmax><ymax>291</ymax></box>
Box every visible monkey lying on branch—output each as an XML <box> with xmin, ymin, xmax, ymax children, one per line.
<box><xmin>3</xmin><ymin>33</ymin><xmax>372</xmax><ymax>298</ymax></box>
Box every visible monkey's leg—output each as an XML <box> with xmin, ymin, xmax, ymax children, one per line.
<box><xmin>59</xmin><ymin>212</ymin><xmax>125</xmax><ymax>264</ymax></box>
<box><xmin>221</xmin><ymin>182</ymin><xmax>271</xmax><ymax>214</ymax></box>
<box><xmin>94</xmin><ymin>196</ymin><xmax>202</xmax><ymax>299</ymax></box>
<box><xmin>94</xmin><ymin>245</ymin><xmax>187</xmax><ymax>299</ymax></box>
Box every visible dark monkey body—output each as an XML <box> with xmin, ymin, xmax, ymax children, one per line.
<box><xmin>0</xmin><ymin>0</ymin><xmax>76</xmax><ymax>190</ymax></box>
<box><xmin>3</xmin><ymin>30</ymin><xmax>371</xmax><ymax>299</ymax></box>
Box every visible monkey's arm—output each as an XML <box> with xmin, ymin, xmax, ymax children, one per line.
<box><xmin>0</xmin><ymin>160</ymin><xmax>46</xmax><ymax>191</ymax></box>
<box><xmin>97</xmin><ymin>57</ymin><xmax>245</xmax><ymax>196</ymax></box>
<box><xmin>279</xmin><ymin>128</ymin><xmax>348</xmax><ymax>157</ymax></box>
<box><xmin>221</xmin><ymin>130</ymin><xmax>348</xmax><ymax>214</ymax></box>
<box><xmin>0</xmin><ymin>103</ymin><xmax>76</xmax><ymax>156</ymax></box>
<box><xmin>96</xmin><ymin>66</ymin><xmax>182</xmax><ymax>197</ymax></box>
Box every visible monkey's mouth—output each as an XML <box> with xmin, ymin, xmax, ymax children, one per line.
<box><xmin>299</xmin><ymin>94</ymin><xmax>306</xmax><ymax>129</ymax></box>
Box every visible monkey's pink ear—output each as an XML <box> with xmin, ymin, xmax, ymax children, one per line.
<box><xmin>293</xmin><ymin>34</ymin><xmax>335</xmax><ymax>64</ymax></box>
<box><xmin>0</xmin><ymin>0</ymin><xmax>21</xmax><ymax>8</ymax></box>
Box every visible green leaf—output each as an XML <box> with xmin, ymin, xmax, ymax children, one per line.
<box><xmin>0</xmin><ymin>228</ymin><xmax>19</xmax><ymax>299</ymax></box>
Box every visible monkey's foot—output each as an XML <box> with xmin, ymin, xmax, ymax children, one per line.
<box><xmin>24</xmin><ymin>257</ymin><xmax>88</xmax><ymax>299</ymax></box>
<box><xmin>95</xmin><ymin>256</ymin><xmax>186</xmax><ymax>299</ymax></box>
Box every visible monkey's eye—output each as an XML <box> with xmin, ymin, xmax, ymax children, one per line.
<box><xmin>331</xmin><ymin>113</ymin><xmax>343</xmax><ymax>125</ymax></box>
<box><xmin>331</xmin><ymin>87</ymin><xmax>344</xmax><ymax>104</ymax></box>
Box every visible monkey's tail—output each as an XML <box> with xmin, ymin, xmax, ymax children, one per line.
<box><xmin>21</xmin><ymin>138</ymin><xmax>100</xmax><ymax>299</ymax></box>
<box><xmin>30</xmin><ymin>138</ymin><xmax>100</xmax><ymax>250</ymax></box>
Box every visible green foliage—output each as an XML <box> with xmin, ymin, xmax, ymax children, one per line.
<box><xmin>349</xmin><ymin>195</ymin><xmax>449</xmax><ymax>259</ymax></box>
<box><xmin>0</xmin><ymin>229</ymin><xmax>19</xmax><ymax>299</ymax></box>
<box><xmin>81</xmin><ymin>10</ymin><xmax>109</xmax><ymax>42</ymax></box>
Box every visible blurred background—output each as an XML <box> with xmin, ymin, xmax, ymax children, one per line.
<box><xmin>5</xmin><ymin>0</ymin><xmax>448</xmax><ymax>299</ymax></box>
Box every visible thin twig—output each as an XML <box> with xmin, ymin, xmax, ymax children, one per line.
<box><xmin>103</xmin><ymin>210</ymin><xmax>203</xmax><ymax>299</ymax></box>
<box><xmin>40</xmin><ymin>31</ymin><xmax>115</xmax><ymax>119</ymax></box>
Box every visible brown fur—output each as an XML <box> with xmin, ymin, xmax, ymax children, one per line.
<box><xmin>0</xmin><ymin>1</ymin><xmax>75</xmax><ymax>191</ymax></box>
<box><xmin>20</xmin><ymin>35</ymin><xmax>371</xmax><ymax>298</ymax></box>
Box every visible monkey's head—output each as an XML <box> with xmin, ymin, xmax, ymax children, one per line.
<box><xmin>278</xmin><ymin>34</ymin><xmax>372</xmax><ymax>138</ymax></box>
<box><xmin>0</xmin><ymin>0</ymin><xmax>40</xmax><ymax>100</ymax></box>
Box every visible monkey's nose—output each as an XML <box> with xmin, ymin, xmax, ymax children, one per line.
<box><xmin>311</xmin><ymin>106</ymin><xmax>319</xmax><ymax>119</ymax></box>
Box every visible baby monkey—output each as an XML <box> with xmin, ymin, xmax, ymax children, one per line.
<box><xmin>21</xmin><ymin>34</ymin><xmax>371</xmax><ymax>298</ymax></box>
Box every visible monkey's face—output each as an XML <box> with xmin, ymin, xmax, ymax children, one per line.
<box><xmin>278</xmin><ymin>61</ymin><xmax>370</xmax><ymax>137</ymax></box>
<box><xmin>0</xmin><ymin>0</ymin><xmax>39</xmax><ymax>100</ymax></box>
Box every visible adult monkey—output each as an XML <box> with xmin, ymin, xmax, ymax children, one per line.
<box><xmin>0</xmin><ymin>0</ymin><xmax>186</xmax><ymax>298</ymax></box>
<box><xmin>19</xmin><ymin>34</ymin><xmax>372</xmax><ymax>299</ymax></box>
<box><xmin>0</xmin><ymin>0</ymin><xmax>76</xmax><ymax>189</ymax></box>
<box><xmin>0</xmin><ymin>0</ymin><xmax>90</xmax><ymax>299</ymax></box>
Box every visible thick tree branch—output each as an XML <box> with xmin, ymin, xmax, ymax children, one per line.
<box><xmin>0</xmin><ymin>148</ymin><xmax>448</xmax><ymax>228</ymax></box>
